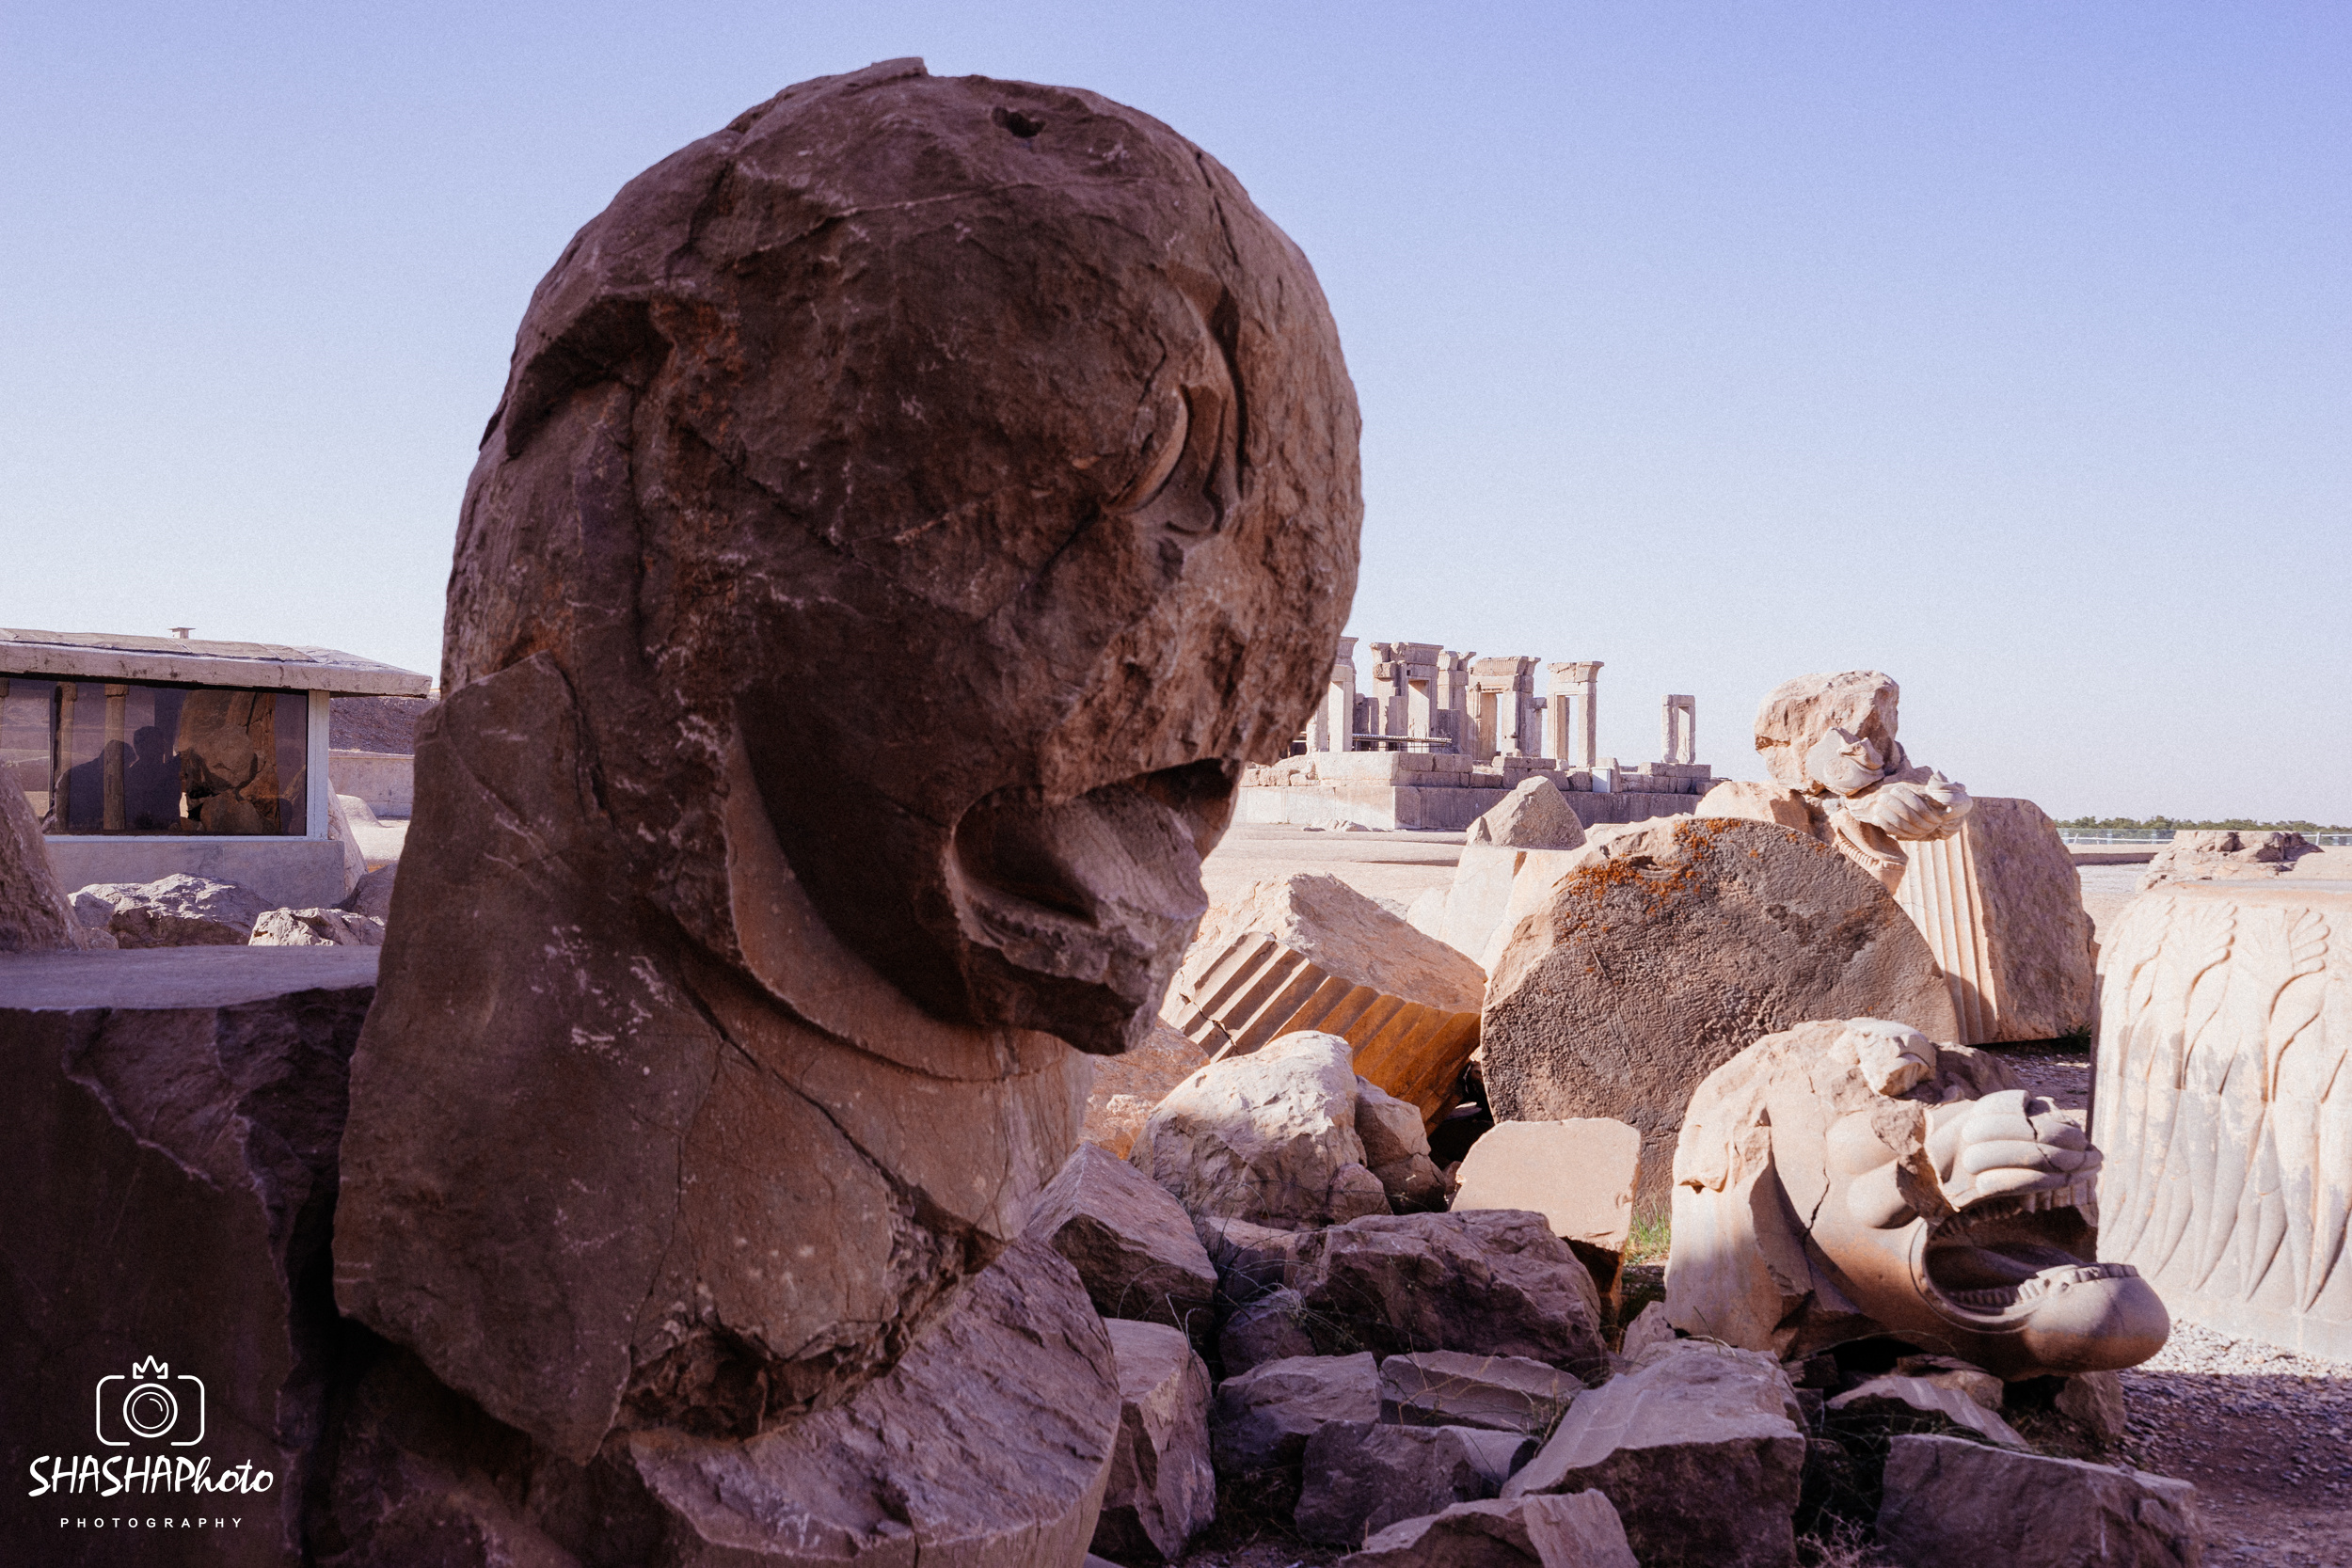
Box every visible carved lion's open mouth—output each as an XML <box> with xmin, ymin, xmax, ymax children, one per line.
<box><xmin>1920</xmin><ymin>1181</ymin><xmax>2147</xmax><ymax>1328</ymax></box>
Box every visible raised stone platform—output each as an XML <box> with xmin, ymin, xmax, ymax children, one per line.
<box><xmin>1237</xmin><ymin>783</ymin><xmax>1708</xmax><ymax>832</ymax></box>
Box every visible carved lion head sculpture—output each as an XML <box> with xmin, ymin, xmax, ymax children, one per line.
<box><xmin>1665</xmin><ymin>1018</ymin><xmax>2169</xmax><ymax>1378</ymax></box>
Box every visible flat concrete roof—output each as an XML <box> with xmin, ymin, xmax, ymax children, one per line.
<box><xmin>0</xmin><ymin>627</ymin><xmax>431</xmax><ymax>697</ymax></box>
<box><xmin>0</xmin><ymin>947</ymin><xmax>379</xmax><ymax>1010</ymax></box>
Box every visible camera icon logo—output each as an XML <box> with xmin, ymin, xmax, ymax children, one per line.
<box><xmin>95</xmin><ymin>1355</ymin><xmax>206</xmax><ymax>1448</ymax></box>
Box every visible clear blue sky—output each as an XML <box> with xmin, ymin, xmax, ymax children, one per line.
<box><xmin>4</xmin><ymin>3</ymin><xmax>2345</xmax><ymax>821</ymax></box>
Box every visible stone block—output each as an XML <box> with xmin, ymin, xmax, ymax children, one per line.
<box><xmin>1295</xmin><ymin>1421</ymin><xmax>1535</xmax><ymax>1545</ymax></box>
<box><xmin>1450</xmin><ymin>1118</ymin><xmax>1641</xmax><ymax>1256</ymax></box>
<box><xmin>627</xmin><ymin>1238</ymin><xmax>1122</xmax><ymax>1567</ymax></box>
<box><xmin>1482</xmin><ymin>819</ymin><xmax>1958</xmax><ymax>1212</ymax></box>
<box><xmin>1209</xmin><ymin>1353</ymin><xmax>1380</xmax><ymax>1508</ymax></box>
<box><xmin>1502</xmin><ymin>1340</ymin><xmax>1806</xmax><ymax>1568</ymax></box>
<box><xmin>1092</xmin><ymin>1320</ymin><xmax>1216</xmax><ymax>1564</ymax></box>
<box><xmin>1164</xmin><ymin>873</ymin><xmax>1485</xmax><ymax>1126</ymax></box>
<box><xmin>0</xmin><ymin>771</ymin><xmax>81</xmax><ymax>952</ymax></box>
<box><xmin>1892</xmin><ymin>797</ymin><xmax>2097</xmax><ymax>1043</ymax></box>
<box><xmin>250</xmin><ymin>906</ymin><xmax>387</xmax><ymax>947</ymax></box>
<box><xmin>2056</xmin><ymin>1370</ymin><xmax>2128</xmax><ymax>1442</ymax></box>
<box><xmin>0</xmin><ymin>947</ymin><xmax>376</xmax><ymax>1568</ymax></box>
<box><xmin>1340</xmin><ymin>1492</ymin><xmax>1637</xmax><ymax>1567</ymax></box>
<box><xmin>1874</xmin><ymin>1434</ymin><xmax>2203</xmax><ymax>1567</ymax></box>
<box><xmin>1027</xmin><ymin>1141</ymin><xmax>1220</xmax><ymax>1336</ymax></box>
<box><xmin>1826</xmin><ymin>1374</ymin><xmax>2028</xmax><ymax>1449</ymax></box>
<box><xmin>1291</xmin><ymin>1211</ymin><xmax>1608</xmax><ymax>1378</ymax></box>
<box><xmin>1220</xmin><ymin>1288</ymin><xmax>1318</xmax><ymax>1377</ymax></box>
<box><xmin>1378</xmin><ymin>1350</ymin><xmax>1579</xmax><ymax>1436</ymax></box>
<box><xmin>80</xmin><ymin>872</ymin><xmax>272</xmax><ymax>948</ymax></box>
<box><xmin>1130</xmin><ymin>1030</ymin><xmax>1391</xmax><ymax>1231</ymax></box>
<box><xmin>2094</xmin><ymin>879</ymin><xmax>2352</xmax><ymax>1360</ymax></box>
<box><xmin>1080</xmin><ymin>1015</ymin><xmax>1212</xmax><ymax>1159</ymax></box>
<box><xmin>1192</xmin><ymin>1213</ymin><xmax>1307</xmax><ymax>1302</ymax></box>
<box><xmin>1695</xmin><ymin>780</ymin><xmax>1817</xmax><ymax>833</ymax></box>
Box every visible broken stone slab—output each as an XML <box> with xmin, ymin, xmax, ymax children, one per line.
<box><xmin>1827</xmin><ymin>1375</ymin><xmax>2029</xmax><ymax>1449</ymax></box>
<box><xmin>1891</xmin><ymin>797</ymin><xmax>2097</xmax><ymax>1044</ymax></box>
<box><xmin>1092</xmin><ymin>1320</ymin><xmax>1216</xmax><ymax>1565</ymax></box>
<box><xmin>1874</xmin><ymin>1433</ymin><xmax>2203</xmax><ymax>1568</ymax></box>
<box><xmin>628</xmin><ymin>1238</ymin><xmax>1122</xmax><ymax>1567</ymax></box>
<box><xmin>1891</xmin><ymin>1354</ymin><xmax>2005</xmax><ymax>1412</ymax></box>
<box><xmin>1163</xmin><ymin>873</ymin><xmax>1484</xmax><ymax>1125</ymax></box>
<box><xmin>1131</xmin><ymin>1029</ymin><xmax>1391</xmax><ymax>1231</ymax></box>
<box><xmin>1378</xmin><ymin>1350</ymin><xmax>1579</xmax><ymax>1436</ymax></box>
<box><xmin>1219</xmin><ymin>1288</ymin><xmax>1317</xmax><ymax>1378</ymax></box>
<box><xmin>1192</xmin><ymin>1212</ymin><xmax>1306</xmax><ymax>1303</ymax></box>
<box><xmin>1358</xmin><ymin>1074</ymin><xmax>1446</xmax><ymax>1206</ymax></box>
<box><xmin>340</xmin><ymin>863</ymin><xmax>398</xmax><ymax>922</ymax></box>
<box><xmin>1208</xmin><ymin>1352</ymin><xmax>1380</xmax><ymax>1508</ymax></box>
<box><xmin>0</xmin><ymin>772</ymin><xmax>87</xmax><ymax>952</ymax></box>
<box><xmin>1028</xmin><ymin>1141</ymin><xmax>1219</xmax><ymax>1337</ymax></box>
<box><xmin>251</xmin><ymin>906</ymin><xmax>389</xmax><ymax>947</ymax></box>
<box><xmin>1481</xmin><ymin>819</ymin><xmax>1959</xmax><ymax>1212</ymax></box>
<box><xmin>1081</xmin><ymin>1015</ymin><xmax>1212</xmax><ymax>1159</ymax></box>
<box><xmin>338</xmin><ymin>53</ymin><xmax>1359</xmax><ymax>1468</ymax></box>
<box><xmin>0</xmin><ymin>946</ymin><xmax>376</xmax><ymax>1568</ymax></box>
<box><xmin>1502</xmin><ymin>1339</ymin><xmax>1807</xmax><ymax>1568</ymax></box>
<box><xmin>1424</xmin><ymin>779</ymin><xmax>1590</xmax><ymax>965</ymax></box>
<box><xmin>1291</xmin><ymin>1211</ymin><xmax>1608</xmax><ymax>1379</ymax></box>
<box><xmin>1449</xmin><ymin>1118</ymin><xmax>1641</xmax><ymax>1261</ymax></box>
<box><xmin>1695</xmin><ymin>780</ymin><xmax>1819</xmax><ymax>834</ymax></box>
<box><xmin>1295</xmin><ymin>1421</ymin><xmax>1537</xmax><ymax>1545</ymax></box>
<box><xmin>1340</xmin><ymin>1492</ymin><xmax>1638</xmax><ymax>1568</ymax></box>
<box><xmin>80</xmin><ymin>871</ymin><xmax>274</xmax><ymax>948</ymax></box>
<box><xmin>1618</xmin><ymin>1302</ymin><xmax>1677</xmax><ymax>1362</ymax></box>
<box><xmin>2094</xmin><ymin>879</ymin><xmax>2352</xmax><ymax>1362</ymax></box>
<box><xmin>2055</xmin><ymin>1370</ymin><xmax>2127</xmax><ymax>1442</ymax></box>
<box><xmin>1665</xmin><ymin>1018</ymin><xmax>2167</xmax><ymax>1378</ymax></box>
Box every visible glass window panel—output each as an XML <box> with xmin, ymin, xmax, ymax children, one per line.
<box><xmin>42</xmin><ymin>680</ymin><xmax>309</xmax><ymax>835</ymax></box>
<box><xmin>0</xmin><ymin>678</ymin><xmax>59</xmax><ymax>823</ymax></box>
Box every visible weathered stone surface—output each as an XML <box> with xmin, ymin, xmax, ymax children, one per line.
<box><xmin>2137</xmin><ymin>829</ymin><xmax>2352</xmax><ymax>892</ymax></box>
<box><xmin>1892</xmin><ymin>1353</ymin><xmax>2005</xmax><ymax>1412</ymax></box>
<box><xmin>0</xmin><ymin>948</ymin><xmax>374</xmax><ymax>1568</ymax></box>
<box><xmin>1477</xmin><ymin>776</ymin><xmax>1588</xmax><ymax>850</ymax></box>
<box><xmin>1378</xmin><ymin>1350</ymin><xmax>1579</xmax><ymax>1435</ymax></box>
<box><xmin>1209</xmin><ymin>1353</ymin><xmax>1380</xmax><ymax>1505</ymax></box>
<box><xmin>1131</xmin><ymin>1029</ymin><xmax>1391</xmax><ymax>1230</ymax></box>
<box><xmin>342</xmin><ymin>863</ymin><xmax>398</xmax><ymax>922</ymax></box>
<box><xmin>629</xmin><ymin>1238</ymin><xmax>1122</xmax><ymax>1567</ymax></box>
<box><xmin>1219</xmin><ymin>1288</ymin><xmax>1317</xmax><ymax>1377</ymax></box>
<box><xmin>1093</xmin><ymin>1320</ymin><xmax>1216</xmax><ymax>1564</ymax></box>
<box><xmin>81</xmin><ymin>871</ymin><xmax>273</xmax><ymax>948</ymax></box>
<box><xmin>1193</xmin><ymin>1212</ymin><xmax>1307</xmax><ymax>1302</ymax></box>
<box><xmin>1482</xmin><ymin>819</ymin><xmax>1959</xmax><ymax>1210</ymax></box>
<box><xmin>1695</xmin><ymin>780</ymin><xmax>1818</xmax><ymax>834</ymax></box>
<box><xmin>252</xmin><ymin>906</ymin><xmax>389</xmax><ymax>947</ymax></box>
<box><xmin>1667</xmin><ymin>1018</ymin><xmax>2168</xmax><ymax>1378</ymax></box>
<box><xmin>1291</xmin><ymin>1211</ymin><xmax>1608</xmax><ymax>1378</ymax></box>
<box><xmin>1451</xmin><ymin>1118</ymin><xmax>1640</xmax><ymax>1255</ymax></box>
<box><xmin>1875</xmin><ymin>1433</ymin><xmax>2203</xmax><ymax>1567</ymax></box>
<box><xmin>1618</xmin><ymin>1302</ymin><xmax>1677</xmax><ymax>1361</ymax></box>
<box><xmin>1029</xmin><ymin>1141</ymin><xmax>1219</xmax><ymax>1335</ymax></box>
<box><xmin>1164</xmin><ymin>873</ymin><xmax>1484</xmax><ymax>1124</ymax></box>
<box><xmin>1341</xmin><ymin>1493</ymin><xmax>1637</xmax><ymax>1568</ymax></box>
<box><xmin>1827</xmin><ymin>1374</ymin><xmax>2028</xmax><ymax>1448</ymax></box>
<box><xmin>1502</xmin><ymin>1340</ymin><xmax>1806</xmax><ymax>1568</ymax></box>
<box><xmin>0</xmin><ymin>771</ymin><xmax>82</xmax><ymax>952</ymax></box>
<box><xmin>1893</xmin><ymin>796</ymin><xmax>2097</xmax><ymax>1044</ymax></box>
<box><xmin>334</xmin><ymin>55</ymin><xmax>1359</xmax><ymax>1471</ymax></box>
<box><xmin>2056</xmin><ymin>1369</ymin><xmax>2128</xmax><ymax>1442</ymax></box>
<box><xmin>2095</xmin><ymin>879</ymin><xmax>2352</xmax><ymax>1360</ymax></box>
<box><xmin>1358</xmin><ymin>1075</ymin><xmax>1446</xmax><ymax>1205</ymax></box>
<box><xmin>1083</xmin><ymin>1015</ymin><xmax>1212</xmax><ymax>1159</ymax></box>
<box><xmin>1295</xmin><ymin>1422</ymin><xmax>1535</xmax><ymax>1545</ymax></box>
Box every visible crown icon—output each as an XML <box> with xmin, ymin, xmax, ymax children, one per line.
<box><xmin>130</xmin><ymin>1356</ymin><xmax>168</xmax><ymax>1381</ymax></box>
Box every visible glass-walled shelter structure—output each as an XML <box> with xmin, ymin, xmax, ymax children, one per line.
<box><xmin>1</xmin><ymin>628</ymin><xmax>430</xmax><ymax>909</ymax></box>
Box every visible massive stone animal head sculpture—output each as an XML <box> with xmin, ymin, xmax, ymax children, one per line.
<box><xmin>336</xmin><ymin>59</ymin><xmax>1360</xmax><ymax>1464</ymax></box>
<box><xmin>1665</xmin><ymin>1019</ymin><xmax>2169</xmax><ymax>1378</ymax></box>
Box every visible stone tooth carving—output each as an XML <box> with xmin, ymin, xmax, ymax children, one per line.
<box><xmin>2093</xmin><ymin>880</ymin><xmax>2350</xmax><ymax>1359</ymax></box>
<box><xmin>332</xmin><ymin>53</ymin><xmax>1360</xmax><ymax>1483</ymax></box>
<box><xmin>1665</xmin><ymin>1018</ymin><xmax>2169</xmax><ymax>1378</ymax></box>
<box><xmin>1752</xmin><ymin>671</ymin><xmax>1972</xmax><ymax>890</ymax></box>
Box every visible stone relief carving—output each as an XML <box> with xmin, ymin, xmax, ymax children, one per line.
<box><xmin>2094</xmin><ymin>880</ymin><xmax>2351</xmax><ymax>1359</ymax></box>
<box><xmin>1666</xmin><ymin>1018</ymin><xmax>2169</xmax><ymax>1378</ymax></box>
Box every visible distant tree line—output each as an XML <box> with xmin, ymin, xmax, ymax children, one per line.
<box><xmin>2058</xmin><ymin>816</ymin><xmax>2352</xmax><ymax>833</ymax></box>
